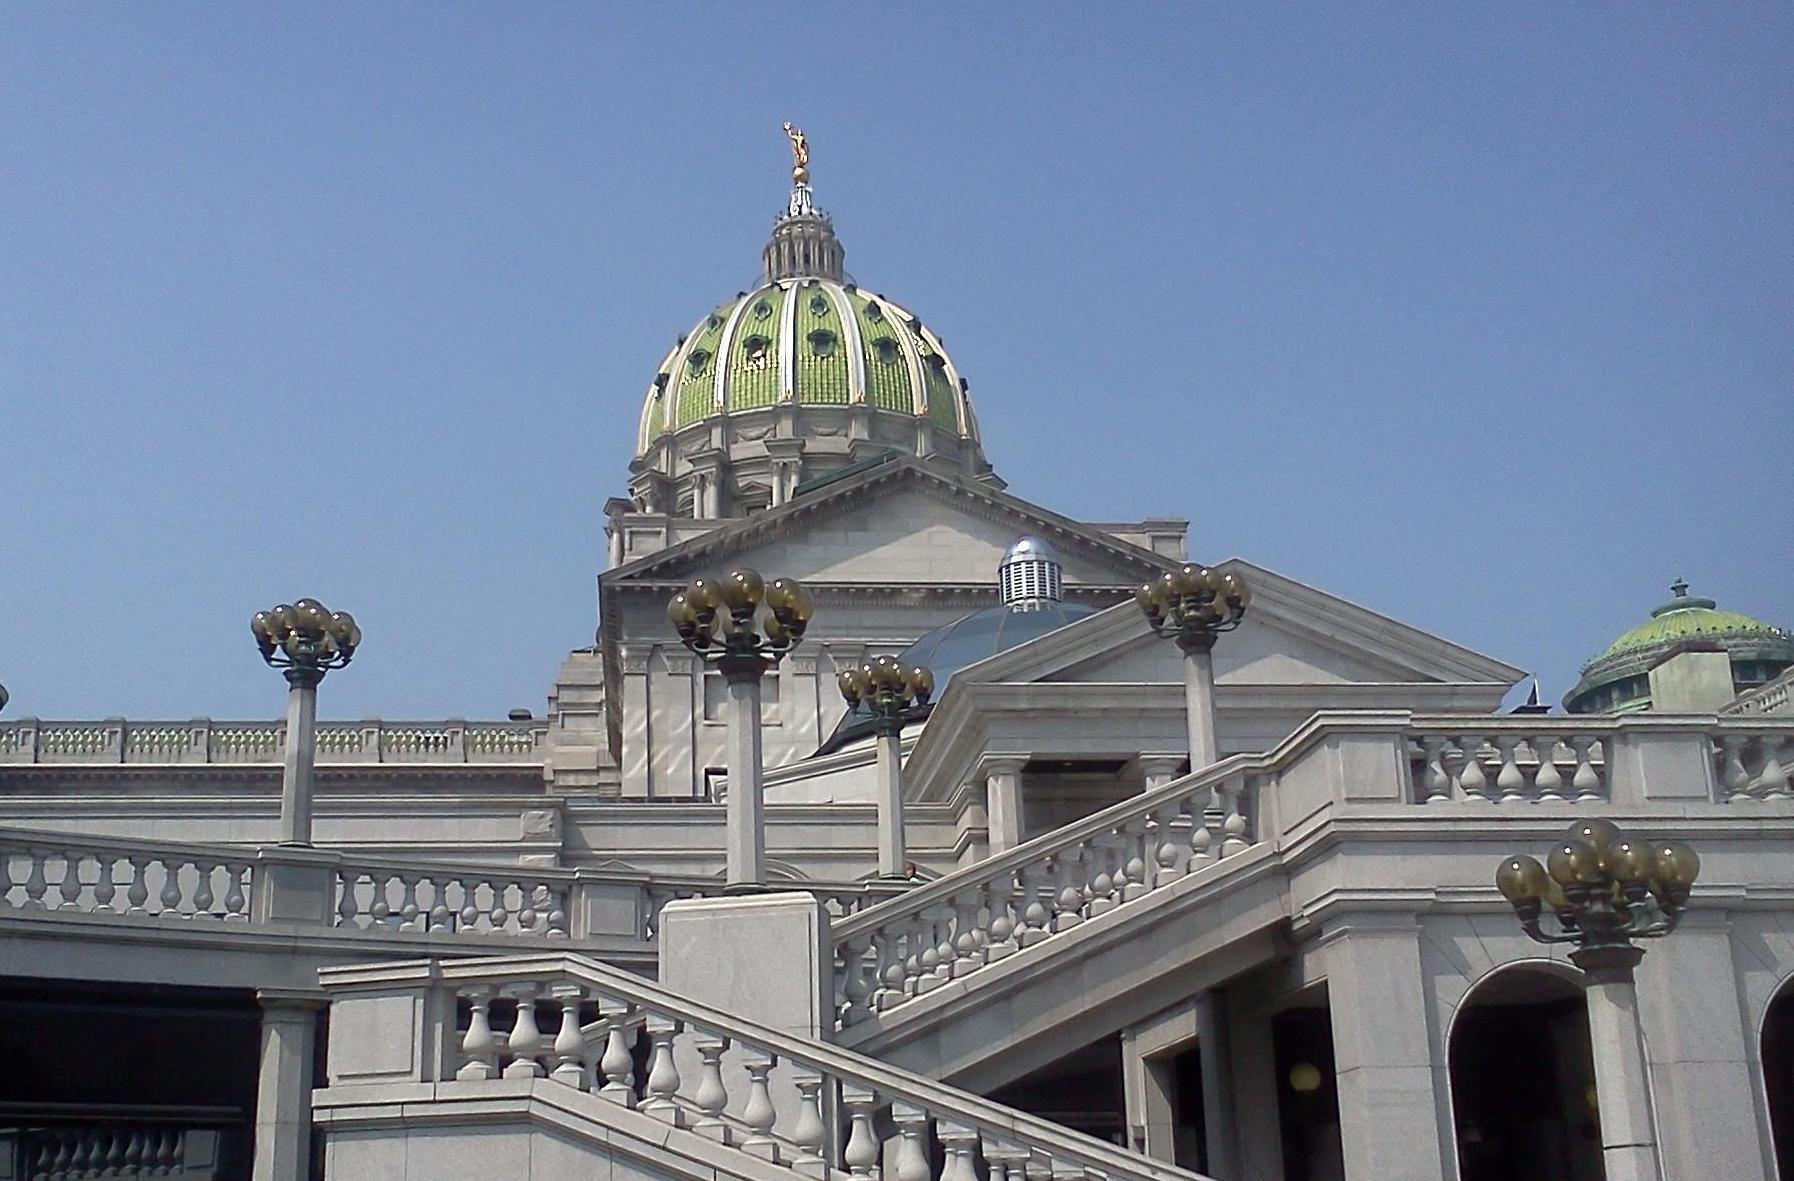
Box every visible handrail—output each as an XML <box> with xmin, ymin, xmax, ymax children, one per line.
<box><xmin>321</xmin><ymin>950</ymin><xmax>1215</xmax><ymax>1181</ymax></box>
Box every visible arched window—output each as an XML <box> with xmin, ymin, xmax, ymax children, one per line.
<box><xmin>1763</xmin><ymin>979</ymin><xmax>1794</xmax><ymax>1178</ymax></box>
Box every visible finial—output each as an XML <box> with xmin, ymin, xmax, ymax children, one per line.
<box><xmin>783</xmin><ymin>122</ymin><xmax>809</xmax><ymax>186</ymax></box>
<box><xmin>1670</xmin><ymin>577</ymin><xmax>1689</xmax><ymax>598</ymax></box>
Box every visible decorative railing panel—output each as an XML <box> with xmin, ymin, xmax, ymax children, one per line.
<box><xmin>0</xmin><ymin>718</ymin><xmax>549</xmax><ymax>766</ymax></box>
<box><xmin>1405</xmin><ymin>719</ymin><xmax>1613</xmax><ymax>805</ymax></box>
<box><xmin>322</xmin><ymin>952</ymin><xmax>1215</xmax><ymax>1181</ymax></box>
<box><xmin>2</xmin><ymin>1125</ymin><xmax>225</xmax><ymax>1179</ymax></box>
<box><xmin>0</xmin><ymin>835</ymin><xmax>252</xmax><ymax>920</ymax></box>
<box><xmin>1715</xmin><ymin>728</ymin><xmax>1792</xmax><ymax>800</ymax></box>
<box><xmin>830</xmin><ymin>760</ymin><xmax>1262</xmax><ymax>1029</ymax></box>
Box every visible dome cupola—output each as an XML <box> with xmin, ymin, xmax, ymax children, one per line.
<box><xmin>629</xmin><ymin>127</ymin><xmax>995</xmax><ymax>521</ymax></box>
<box><xmin>1564</xmin><ymin>580</ymin><xmax>1794</xmax><ymax>714</ymax></box>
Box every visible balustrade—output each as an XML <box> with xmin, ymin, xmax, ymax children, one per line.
<box><xmin>323</xmin><ymin>952</ymin><xmax>1203</xmax><ymax>1181</ymax></box>
<box><xmin>0</xmin><ymin>718</ymin><xmax>546</xmax><ymax>766</ymax></box>
<box><xmin>4</xmin><ymin>1125</ymin><xmax>222</xmax><ymax>1179</ymax></box>
<box><xmin>1715</xmin><ymin>729</ymin><xmax>1793</xmax><ymax>801</ymax></box>
<box><xmin>0</xmin><ymin>836</ymin><xmax>251</xmax><ymax>921</ymax></box>
<box><xmin>1409</xmin><ymin>722</ymin><xmax>1609</xmax><ymax>804</ymax></box>
<box><xmin>334</xmin><ymin>863</ymin><xmax>572</xmax><ymax>938</ymax></box>
<box><xmin>831</xmin><ymin>762</ymin><xmax>1263</xmax><ymax>1028</ymax></box>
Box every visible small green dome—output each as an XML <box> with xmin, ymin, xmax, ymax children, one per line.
<box><xmin>637</xmin><ymin>277</ymin><xmax>976</xmax><ymax>453</ymax></box>
<box><xmin>1564</xmin><ymin>581</ymin><xmax>1794</xmax><ymax>714</ymax></box>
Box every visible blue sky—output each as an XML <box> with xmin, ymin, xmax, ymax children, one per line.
<box><xmin>1</xmin><ymin>7</ymin><xmax>1789</xmax><ymax>720</ymax></box>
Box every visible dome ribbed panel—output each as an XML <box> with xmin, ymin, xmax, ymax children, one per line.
<box><xmin>672</xmin><ymin>304</ymin><xmax>733</xmax><ymax>430</ymax></box>
<box><xmin>852</xmin><ymin>291</ymin><xmax>915</xmax><ymax>413</ymax></box>
<box><xmin>795</xmin><ymin>280</ymin><xmax>852</xmax><ymax>404</ymax></box>
<box><xmin>915</xmin><ymin>327</ymin><xmax>960</xmax><ymax>431</ymax></box>
<box><xmin>724</xmin><ymin>286</ymin><xmax>786</xmax><ymax>413</ymax></box>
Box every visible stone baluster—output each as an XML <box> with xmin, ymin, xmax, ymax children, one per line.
<box><xmin>640</xmin><ymin>1014</ymin><xmax>684</xmax><ymax>1123</ymax></box>
<box><xmin>458</xmin><ymin>988</ymin><xmax>501</xmax><ymax>1080</ymax></box>
<box><xmin>1493</xmin><ymin>736</ymin><xmax>1526</xmax><ymax>802</ymax></box>
<box><xmin>692</xmin><ymin>1035</ymin><xmax>732</xmax><ymax>1141</ymax></box>
<box><xmin>1720</xmin><ymin>735</ymin><xmax>1753</xmax><ymax>800</ymax></box>
<box><xmin>915</xmin><ymin>909</ymin><xmax>945</xmax><ymax>992</ymax></box>
<box><xmin>842</xmin><ymin>1085</ymin><xmax>882</xmax><ymax>1179</ymax></box>
<box><xmin>58</xmin><ymin>850</ymin><xmax>84</xmax><ymax>910</ymax></box>
<box><xmin>489</xmin><ymin>881</ymin><xmax>512</xmax><ymax>931</ymax></box>
<box><xmin>984</xmin><ymin>874</ymin><xmax>1019</xmax><ymax>963</ymax></box>
<box><xmin>48</xmin><ymin>1131</ymin><xmax>71</xmax><ymax>1177</ymax></box>
<box><xmin>940</xmin><ymin>1122</ymin><xmax>982</xmax><ymax>1181</ymax></box>
<box><xmin>397</xmin><ymin>875</ymin><xmax>423</xmax><ymax>930</ymax></box>
<box><xmin>428</xmin><ymin>880</ymin><xmax>455</xmax><ymax>933</ymax></box>
<box><xmin>1454</xmin><ymin>735</ymin><xmax>1490</xmax><ymax>802</ymax></box>
<box><xmin>550</xmin><ymin>985</ymin><xmax>591</xmax><ymax>1089</ymax></box>
<box><xmin>597</xmin><ymin>1000</ymin><xmax>639</xmax><ymax>1106</ymax></box>
<box><xmin>1121</xmin><ymin>815</ymin><xmax>1152</xmax><ymax>902</ymax></box>
<box><xmin>1188</xmin><ymin>792</ymin><xmax>1217</xmax><ymax>866</ymax></box>
<box><xmin>366</xmin><ymin>873</ymin><xmax>392</xmax><ymax>925</ymax></box>
<box><xmin>1151</xmin><ymin>800</ymin><xmax>1186</xmax><ymax>885</ymax></box>
<box><xmin>156</xmin><ymin>1128</ymin><xmax>178</xmax><ymax>1172</ymax></box>
<box><xmin>504</xmin><ymin>984</ymin><xmax>546</xmax><ymax>1078</ymax></box>
<box><xmin>932</xmin><ymin>908</ymin><xmax>958</xmax><ymax>988</ymax></box>
<box><xmin>192</xmin><ymin>860</ymin><xmax>217</xmax><ymax>916</ymax></box>
<box><xmin>1569</xmin><ymin>736</ymin><xmax>1602</xmax><ymax>802</ymax></box>
<box><xmin>92</xmin><ymin>855</ymin><xmax>118</xmax><ymax>913</ymax></box>
<box><xmin>1085</xmin><ymin>833</ymin><xmax>1118</xmax><ymax>917</ymax></box>
<box><xmin>158</xmin><ymin>859</ymin><xmax>184</xmax><ymax>914</ymax></box>
<box><xmin>68</xmin><ymin>1134</ymin><xmax>91</xmax><ymax>1177</ymax></box>
<box><xmin>125</xmin><ymin>855</ymin><xmax>150</xmax><ymax>915</ymax></box>
<box><xmin>1419</xmin><ymin>736</ymin><xmax>1452</xmax><ymax>803</ymax></box>
<box><xmin>22</xmin><ymin>849</ymin><xmax>50</xmax><ymax>909</ymax></box>
<box><xmin>1761</xmin><ymin>734</ymin><xmax>1790</xmax><ymax>799</ymax></box>
<box><xmin>839</xmin><ymin>934</ymin><xmax>874</xmax><ymax>1023</ymax></box>
<box><xmin>985</xmin><ymin>1139</ymin><xmax>1031</xmax><ymax>1181</ymax></box>
<box><xmin>516</xmin><ymin>881</ymin><xmax>540</xmax><ymax>933</ymax></box>
<box><xmin>1533</xmin><ymin>736</ymin><xmax>1566</xmax><ymax>803</ymax></box>
<box><xmin>871</xmin><ymin>926</ymin><xmax>905</xmax><ymax>1010</ymax></box>
<box><xmin>1018</xmin><ymin>861</ymin><xmax>1053</xmax><ymax>947</ymax></box>
<box><xmin>124</xmin><ymin>1130</ymin><xmax>145</xmax><ymax>1173</ymax></box>
<box><xmin>335</xmin><ymin>872</ymin><xmax>361</xmax><ymax>927</ymax></box>
<box><xmin>545</xmin><ymin>884</ymin><xmax>570</xmax><ymax>939</ymax></box>
<box><xmin>459</xmin><ymin>880</ymin><xmax>487</xmax><ymax>931</ymax></box>
<box><xmin>892</xmin><ymin>1102</ymin><xmax>933</xmax><ymax>1181</ymax></box>
<box><xmin>740</xmin><ymin>1049</ymin><xmax>780</xmax><ymax>1160</ymax></box>
<box><xmin>1220</xmin><ymin>778</ymin><xmax>1251</xmax><ymax>857</ymax></box>
<box><xmin>0</xmin><ymin>847</ymin><xmax>13</xmax><ymax>908</ymax></box>
<box><xmin>1052</xmin><ymin>849</ymin><xmax>1085</xmax><ymax>932</ymax></box>
<box><xmin>950</xmin><ymin>891</ymin><xmax>983</xmax><ymax>978</ymax></box>
<box><xmin>791</xmin><ymin>1070</ymin><xmax>829</xmax><ymax>1178</ymax></box>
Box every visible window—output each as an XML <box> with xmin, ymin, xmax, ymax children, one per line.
<box><xmin>743</xmin><ymin>335</ymin><xmax>771</xmax><ymax>369</ymax></box>
<box><xmin>810</xmin><ymin>294</ymin><xmax>830</xmax><ymax>317</ymax></box>
<box><xmin>872</xmin><ymin>338</ymin><xmax>900</xmax><ymax>365</ymax></box>
<box><xmin>808</xmin><ymin>329</ymin><xmax>837</xmax><ymax>358</ymax></box>
<box><xmin>752</xmin><ymin>299</ymin><xmax>773</xmax><ymax>321</ymax></box>
<box><xmin>686</xmin><ymin>348</ymin><xmax>711</xmax><ymax>376</ymax></box>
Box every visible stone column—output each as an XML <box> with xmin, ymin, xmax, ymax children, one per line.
<box><xmin>1138</xmin><ymin>753</ymin><xmax>1185</xmax><ymax>792</ymax></box>
<box><xmin>875</xmin><ymin>724</ymin><xmax>906</xmax><ymax>877</ymax></box>
<box><xmin>1576</xmin><ymin>947</ymin><xmax>1665</xmax><ymax>1181</ymax></box>
<box><xmin>721</xmin><ymin>656</ymin><xmax>768</xmax><ymax>889</ymax></box>
<box><xmin>1181</xmin><ymin>644</ymin><xmax>1219</xmax><ymax>770</ymax></box>
<box><xmin>278</xmin><ymin>668</ymin><xmax>321</xmax><ymax>846</ymax></box>
<box><xmin>1228</xmin><ymin>1004</ymin><xmax>1285</xmax><ymax>1181</ymax></box>
<box><xmin>1196</xmin><ymin>991</ymin><xmax>1239</xmax><ymax>1178</ymax></box>
<box><xmin>252</xmin><ymin>990</ymin><xmax>324</xmax><ymax>1181</ymax></box>
<box><xmin>1121</xmin><ymin>1026</ymin><xmax>1178</xmax><ymax>1163</ymax></box>
<box><xmin>618</xmin><ymin>648</ymin><xmax>652</xmax><ymax>799</ymax></box>
<box><xmin>786</xmin><ymin>652</ymin><xmax>822</xmax><ymax>763</ymax></box>
<box><xmin>983</xmin><ymin>757</ymin><xmax>1028</xmax><ymax>854</ymax></box>
<box><xmin>1322</xmin><ymin>913</ymin><xmax>1449</xmax><ymax>1181</ymax></box>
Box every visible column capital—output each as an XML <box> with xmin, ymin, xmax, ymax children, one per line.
<box><xmin>1135</xmin><ymin>753</ymin><xmax>1187</xmax><ymax>778</ymax></box>
<box><xmin>256</xmin><ymin>987</ymin><xmax>328</xmax><ymax>1014</ymax></box>
<box><xmin>978</xmin><ymin>754</ymin><xmax>1029</xmax><ymax>779</ymax></box>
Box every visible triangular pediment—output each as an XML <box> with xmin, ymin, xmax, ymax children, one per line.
<box><xmin>949</xmin><ymin>559</ymin><xmax>1524</xmax><ymax>689</ymax></box>
<box><xmin>603</xmin><ymin>459</ymin><xmax>1169</xmax><ymax>592</ymax></box>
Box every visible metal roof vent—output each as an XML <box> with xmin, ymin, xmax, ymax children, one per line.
<box><xmin>999</xmin><ymin>536</ymin><xmax>1063</xmax><ymax>612</ymax></box>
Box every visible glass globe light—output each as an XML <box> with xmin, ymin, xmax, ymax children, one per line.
<box><xmin>1568</xmin><ymin>818</ymin><xmax>1623</xmax><ymax>853</ymax></box>
<box><xmin>763</xmin><ymin>612</ymin><xmax>791</xmax><ymax>646</ymax></box>
<box><xmin>838</xmin><ymin>668</ymin><xmax>863</xmax><ymax>702</ymax></box>
<box><xmin>251</xmin><ymin>611</ymin><xmax>273</xmax><ymax>641</ymax></box>
<box><xmin>1495</xmin><ymin>854</ymin><xmax>1548</xmax><ymax>904</ymax></box>
<box><xmin>1655</xmin><ymin>841</ymin><xmax>1701</xmax><ymax>891</ymax></box>
<box><xmin>911</xmin><ymin>666</ymin><xmax>935</xmax><ymax>704</ymax></box>
<box><xmin>721</xmin><ymin>568</ymin><xmax>766</xmax><ymax>610</ymax></box>
<box><xmin>1602</xmin><ymin>838</ymin><xmax>1655</xmax><ymax>885</ymax></box>
<box><xmin>1547</xmin><ymin>838</ymin><xmax>1603</xmax><ymax>886</ymax></box>
<box><xmin>1288</xmin><ymin>1062</ymin><xmax>1323</xmax><ymax>1094</ymax></box>
<box><xmin>668</xmin><ymin>593</ymin><xmax>697</xmax><ymax>631</ymax></box>
<box><xmin>686</xmin><ymin>578</ymin><xmax>721</xmax><ymax>613</ymax></box>
<box><xmin>271</xmin><ymin>604</ymin><xmax>298</xmax><ymax>635</ymax></box>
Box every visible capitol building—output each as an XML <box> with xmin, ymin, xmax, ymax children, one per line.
<box><xmin>2</xmin><ymin>135</ymin><xmax>1792</xmax><ymax>1181</ymax></box>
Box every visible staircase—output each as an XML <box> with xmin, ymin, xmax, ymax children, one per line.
<box><xmin>314</xmin><ymin>951</ymin><xmax>1220</xmax><ymax>1181</ymax></box>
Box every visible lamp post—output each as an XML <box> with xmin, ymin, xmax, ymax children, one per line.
<box><xmin>838</xmin><ymin>655</ymin><xmax>935</xmax><ymax>877</ymax></box>
<box><xmin>669</xmin><ymin>569</ymin><xmax>813</xmax><ymax>890</ymax></box>
<box><xmin>251</xmin><ymin>599</ymin><xmax>361</xmax><ymax>846</ymax></box>
<box><xmin>1496</xmin><ymin>819</ymin><xmax>1701</xmax><ymax>1181</ymax></box>
<box><xmin>1135</xmin><ymin>565</ymin><xmax>1249</xmax><ymax>768</ymax></box>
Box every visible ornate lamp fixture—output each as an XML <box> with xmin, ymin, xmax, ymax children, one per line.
<box><xmin>1135</xmin><ymin>564</ymin><xmax>1251</xmax><ymax>655</ymax></box>
<box><xmin>1135</xmin><ymin>565</ymin><xmax>1250</xmax><ymax>766</ymax></box>
<box><xmin>667</xmin><ymin>569</ymin><xmax>813</xmax><ymax>889</ymax></box>
<box><xmin>838</xmin><ymin>655</ymin><xmax>935</xmax><ymax>877</ymax></box>
<box><xmin>1495</xmin><ymin>819</ymin><xmax>1700</xmax><ymax>1181</ymax></box>
<box><xmin>251</xmin><ymin>599</ymin><xmax>361</xmax><ymax>846</ymax></box>
<box><xmin>1495</xmin><ymin>818</ymin><xmax>1699</xmax><ymax>971</ymax></box>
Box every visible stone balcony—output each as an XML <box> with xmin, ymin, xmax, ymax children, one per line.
<box><xmin>0</xmin><ymin>717</ymin><xmax>549</xmax><ymax>766</ymax></box>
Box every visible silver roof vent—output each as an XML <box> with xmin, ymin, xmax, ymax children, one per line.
<box><xmin>999</xmin><ymin>535</ymin><xmax>1063</xmax><ymax>611</ymax></box>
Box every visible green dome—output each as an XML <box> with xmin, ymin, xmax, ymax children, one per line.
<box><xmin>1564</xmin><ymin>581</ymin><xmax>1794</xmax><ymax>714</ymax></box>
<box><xmin>636</xmin><ymin>277</ymin><xmax>976</xmax><ymax>453</ymax></box>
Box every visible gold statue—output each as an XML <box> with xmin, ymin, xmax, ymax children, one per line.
<box><xmin>783</xmin><ymin>122</ymin><xmax>809</xmax><ymax>185</ymax></box>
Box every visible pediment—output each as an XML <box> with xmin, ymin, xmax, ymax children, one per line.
<box><xmin>950</xmin><ymin>559</ymin><xmax>1524</xmax><ymax>689</ymax></box>
<box><xmin>603</xmin><ymin>460</ymin><xmax>1168</xmax><ymax>592</ymax></box>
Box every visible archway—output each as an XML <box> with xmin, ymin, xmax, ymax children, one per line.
<box><xmin>1448</xmin><ymin>965</ymin><xmax>1602</xmax><ymax>1181</ymax></box>
<box><xmin>1761</xmin><ymin>979</ymin><xmax>1794</xmax><ymax>1177</ymax></box>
